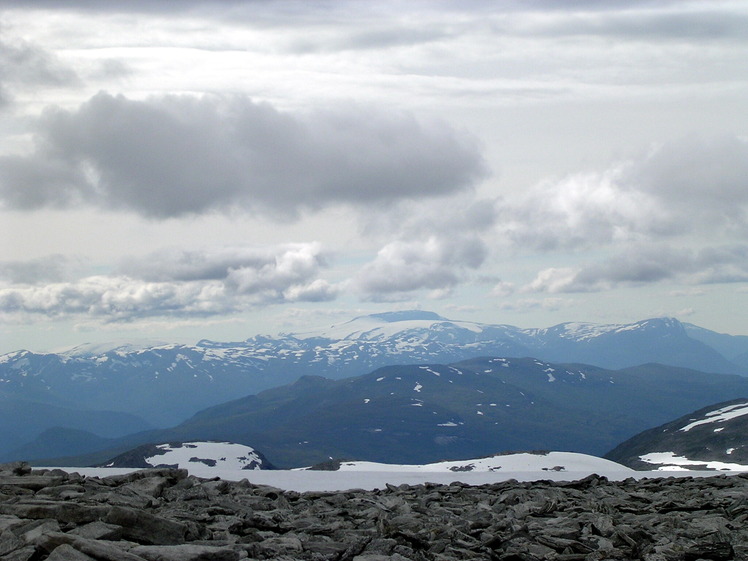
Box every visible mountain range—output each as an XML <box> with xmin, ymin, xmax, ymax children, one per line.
<box><xmin>20</xmin><ymin>356</ymin><xmax>748</xmax><ymax>469</ymax></box>
<box><xmin>3</xmin><ymin>310</ymin><xmax>748</xmax><ymax>465</ymax></box>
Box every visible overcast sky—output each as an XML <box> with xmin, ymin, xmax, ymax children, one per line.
<box><xmin>1</xmin><ymin>0</ymin><xmax>747</xmax><ymax>353</ymax></box>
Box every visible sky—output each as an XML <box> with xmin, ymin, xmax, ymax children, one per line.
<box><xmin>1</xmin><ymin>0</ymin><xmax>748</xmax><ymax>353</ymax></box>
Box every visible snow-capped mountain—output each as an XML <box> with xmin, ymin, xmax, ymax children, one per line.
<box><xmin>606</xmin><ymin>398</ymin><xmax>748</xmax><ymax>470</ymax></box>
<box><xmin>0</xmin><ymin>311</ymin><xmax>746</xmax><ymax>459</ymax></box>
<box><xmin>101</xmin><ymin>441</ymin><xmax>273</xmax><ymax>472</ymax></box>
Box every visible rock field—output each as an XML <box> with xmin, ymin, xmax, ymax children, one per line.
<box><xmin>0</xmin><ymin>462</ymin><xmax>747</xmax><ymax>560</ymax></box>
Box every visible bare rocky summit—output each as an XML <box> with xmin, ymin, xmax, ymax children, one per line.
<box><xmin>0</xmin><ymin>461</ymin><xmax>746</xmax><ymax>560</ymax></box>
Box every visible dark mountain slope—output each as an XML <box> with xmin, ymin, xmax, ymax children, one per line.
<box><xmin>606</xmin><ymin>398</ymin><xmax>748</xmax><ymax>470</ymax></box>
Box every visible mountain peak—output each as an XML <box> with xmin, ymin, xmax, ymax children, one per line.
<box><xmin>366</xmin><ymin>310</ymin><xmax>447</xmax><ymax>323</ymax></box>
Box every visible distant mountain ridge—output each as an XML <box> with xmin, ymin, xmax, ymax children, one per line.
<box><xmin>31</xmin><ymin>357</ymin><xmax>748</xmax><ymax>469</ymax></box>
<box><xmin>1</xmin><ymin>312</ymin><xmax>746</xmax><ymax>460</ymax></box>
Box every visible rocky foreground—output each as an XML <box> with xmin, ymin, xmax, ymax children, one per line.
<box><xmin>0</xmin><ymin>463</ymin><xmax>746</xmax><ymax>560</ymax></box>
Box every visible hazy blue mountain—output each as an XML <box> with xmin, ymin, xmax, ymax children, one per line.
<box><xmin>606</xmin><ymin>398</ymin><xmax>748</xmax><ymax>470</ymax></box>
<box><xmin>37</xmin><ymin>357</ymin><xmax>748</xmax><ymax>469</ymax></box>
<box><xmin>684</xmin><ymin>323</ymin><xmax>748</xmax><ymax>369</ymax></box>
<box><xmin>2</xmin><ymin>427</ymin><xmax>115</xmax><ymax>463</ymax></box>
<box><xmin>1</xmin><ymin>312</ymin><xmax>745</xmax><ymax>461</ymax></box>
<box><xmin>0</xmin><ymin>395</ymin><xmax>150</xmax><ymax>458</ymax></box>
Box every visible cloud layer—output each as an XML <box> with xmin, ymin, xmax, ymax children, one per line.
<box><xmin>0</xmin><ymin>244</ymin><xmax>339</xmax><ymax>322</ymax></box>
<box><xmin>0</xmin><ymin>92</ymin><xmax>485</xmax><ymax>218</ymax></box>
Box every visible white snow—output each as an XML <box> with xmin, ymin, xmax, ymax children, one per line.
<box><xmin>48</xmin><ymin>451</ymin><xmax>648</xmax><ymax>493</ymax></box>
<box><xmin>301</xmin><ymin>315</ymin><xmax>485</xmax><ymax>342</ymax></box>
<box><xmin>143</xmin><ymin>442</ymin><xmax>264</xmax><ymax>473</ymax></box>
<box><xmin>319</xmin><ymin>452</ymin><xmax>632</xmax><ymax>475</ymax></box>
<box><xmin>679</xmin><ymin>401</ymin><xmax>748</xmax><ymax>432</ymax></box>
<box><xmin>639</xmin><ymin>451</ymin><xmax>748</xmax><ymax>471</ymax></box>
<box><xmin>58</xmin><ymin>339</ymin><xmax>171</xmax><ymax>357</ymax></box>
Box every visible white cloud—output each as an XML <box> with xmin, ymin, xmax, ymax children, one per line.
<box><xmin>355</xmin><ymin>235</ymin><xmax>487</xmax><ymax>301</ymax></box>
<box><xmin>0</xmin><ymin>243</ymin><xmax>340</xmax><ymax>322</ymax></box>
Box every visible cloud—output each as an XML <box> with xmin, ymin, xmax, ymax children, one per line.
<box><xmin>523</xmin><ymin>8</ymin><xmax>748</xmax><ymax>43</ymax></box>
<box><xmin>525</xmin><ymin>245</ymin><xmax>748</xmax><ymax>293</ymax></box>
<box><xmin>355</xmin><ymin>235</ymin><xmax>487</xmax><ymax>301</ymax></box>
<box><xmin>0</xmin><ymin>38</ymin><xmax>79</xmax><ymax>106</ymax></box>
<box><xmin>499</xmin><ymin>135</ymin><xmax>748</xmax><ymax>251</ymax></box>
<box><xmin>0</xmin><ymin>92</ymin><xmax>486</xmax><ymax>218</ymax></box>
<box><xmin>0</xmin><ymin>243</ymin><xmax>339</xmax><ymax>321</ymax></box>
<box><xmin>0</xmin><ymin>255</ymin><xmax>82</xmax><ymax>284</ymax></box>
<box><xmin>498</xmin><ymin>297</ymin><xmax>574</xmax><ymax>313</ymax></box>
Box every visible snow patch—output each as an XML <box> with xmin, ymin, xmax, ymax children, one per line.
<box><xmin>144</xmin><ymin>442</ymin><xmax>265</xmax><ymax>471</ymax></box>
<box><xmin>639</xmin><ymin>451</ymin><xmax>748</xmax><ymax>471</ymax></box>
<box><xmin>679</xmin><ymin>402</ymin><xmax>748</xmax><ymax>432</ymax></box>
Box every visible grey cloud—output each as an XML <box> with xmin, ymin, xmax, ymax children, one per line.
<box><xmin>0</xmin><ymin>255</ymin><xmax>81</xmax><ymax>284</ymax></box>
<box><xmin>119</xmin><ymin>244</ymin><xmax>329</xmax><ymax>283</ymax></box>
<box><xmin>526</xmin><ymin>245</ymin><xmax>748</xmax><ymax>293</ymax></box>
<box><xmin>530</xmin><ymin>9</ymin><xmax>748</xmax><ymax>42</ymax></box>
<box><xmin>0</xmin><ymin>39</ymin><xmax>79</xmax><ymax>105</ymax></box>
<box><xmin>499</xmin><ymin>135</ymin><xmax>748</xmax><ymax>252</ymax></box>
<box><xmin>622</xmin><ymin>135</ymin><xmax>748</xmax><ymax>231</ymax></box>
<box><xmin>355</xmin><ymin>235</ymin><xmax>487</xmax><ymax>300</ymax></box>
<box><xmin>0</xmin><ymin>92</ymin><xmax>485</xmax><ymax>218</ymax></box>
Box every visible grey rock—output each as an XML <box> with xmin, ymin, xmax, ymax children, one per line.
<box><xmin>0</xmin><ymin>530</ymin><xmax>24</xmax><ymax>556</ymax></box>
<box><xmin>131</xmin><ymin>544</ymin><xmax>242</xmax><ymax>561</ymax></box>
<box><xmin>69</xmin><ymin>521</ymin><xmax>124</xmax><ymax>541</ymax></box>
<box><xmin>105</xmin><ymin>506</ymin><xmax>188</xmax><ymax>545</ymax></box>
<box><xmin>46</xmin><ymin>543</ymin><xmax>97</xmax><ymax>561</ymax></box>
<box><xmin>4</xmin><ymin>465</ymin><xmax>748</xmax><ymax>561</ymax></box>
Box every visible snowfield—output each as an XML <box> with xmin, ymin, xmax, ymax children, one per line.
<box><xmin>305</xmin><ymin>452</ymin><xmax>630</xmax><ymax>474</ymax></box>
<box><xmin>142</xmin><ymin>442</ymin><xmax>266</xmax><ymax>471</ymax></box>
<box><xmin>45</xmin><ymin>450</ymin><xmax>735</xmax><ymax>493</ymax></box>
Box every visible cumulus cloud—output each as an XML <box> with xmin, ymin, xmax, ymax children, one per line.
<box><xmin>0</xmin><ymin>92</ymin><xmax>485</xmax><ymax>218</ymax></box>
<box><xmin>525</xmin><ymin>245</ymin><xmax>748</xmax><ymax>293</ymax></box>
<box><xmin>355</xmin><ymin>235</ymin><xmax>487</xmax><ymax>301</ymax></box>
<box><xmin>499</xmin><ymin>135</ymin><xmax>748</xmax><ymax>251</ymax></box>
<box><xmin>0</xmin><ymin>243</ymin><xmax>339</xmax><ymax>322</ymax></box>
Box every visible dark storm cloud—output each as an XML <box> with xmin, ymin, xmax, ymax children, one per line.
<box><xmin>0</xmin><ymin>92</ymin><xmax>485</xmax><ymax>218</ymax></box>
